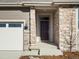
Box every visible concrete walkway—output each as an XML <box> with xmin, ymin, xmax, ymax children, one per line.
<box><xmin>23</xmin><ymin>41</ymin><xmax>63</xmax><ymax>56</ymax></box>
<box><xmin>0</xmin><ymin>41</ymin><xmax>63</xmax><ymax>59</ymax></box>
<box><xmin>37</xmin><ymin>41</ymin><xmax>63</xmax><ymax>55</ymax></box>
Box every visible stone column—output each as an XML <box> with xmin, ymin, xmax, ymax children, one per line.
<box><xmin>30</xmin><ymin>8</ymin><xmax>36</xmax><ymax>48</ymax></box>
<box><xmin>59</xmin><ymin>8</ymin><xmax>76</xmax><ymax>51</ymax></box>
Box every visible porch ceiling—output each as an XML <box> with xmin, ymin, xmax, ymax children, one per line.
<box><xmin>35</xmin><ymin>6</ymin><xmax>58</xmax><ymax>13</ymax></box>
<box><xmin>36</xmin><ymin>6</ymin><xmax>57</xmax><ymax>10</ymax></box>
<box><xmin>36</xmin><ymin>9</ymin><xmax>56</xmax><ymax>13</ymax></box>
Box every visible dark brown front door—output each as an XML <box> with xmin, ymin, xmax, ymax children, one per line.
<box><xmin>40</xmin><ymin>17</ymin><xmax>49</xmax><ymax>40</ymax></box>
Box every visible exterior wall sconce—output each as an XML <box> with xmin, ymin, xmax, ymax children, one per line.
<box><xmin>24</xmin><ymin>25</ymin><xmax>28</xmax><ymax>30</ymax></box>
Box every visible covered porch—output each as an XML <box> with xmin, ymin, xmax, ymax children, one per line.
<box><xmin>26</xmin><ymin>6</ymin><xmax>62</xmax><ymax>55</ymax></box>
<box><xmin>28</xmin><ymin>6</ymin><xmax>62</xmax><ymax>55</ymax></box>
<box><xmin>30</xmin><ymin>4</ymin><xmax>77</xmax><ymax>52</ymax></box>
<box><xmin>36</xmin><ymin>6</ymin><xmax>59</xmax><ymax>48</ymax></box>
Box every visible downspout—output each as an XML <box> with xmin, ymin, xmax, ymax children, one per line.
<box><xmin>29</xmin><ymin>7</ymin><xmax>31</xmax><ymax>51</ymax></box>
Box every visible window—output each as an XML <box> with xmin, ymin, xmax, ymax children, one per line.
<box><xmin>9</xmin><ymin>23</ymin><xmax>21</xmax><ymax>27</ymax></box>
<box><xmin>0</xmin><ymin>23</ymin><xmax>6</xmax><ymax>27</ymax></box>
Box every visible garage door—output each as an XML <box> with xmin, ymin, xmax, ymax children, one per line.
<box><xmin>0</xmin><ymin>22</ymin><xmax>23</xmax><ymax>50</ymax></box>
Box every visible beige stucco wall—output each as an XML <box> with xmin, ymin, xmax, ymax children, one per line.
<box><xmin>0</xmin><ymin>11</ymin><xmax>29</xmax><ymax>20</ymax></box>
<box><xmin>59</xmin><ymin>8</ymin><xmax>76</xmax><ymax>51</ymax></box>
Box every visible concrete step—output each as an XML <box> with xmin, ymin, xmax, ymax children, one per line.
<box><xmin>23</xmin><ymin>50</ymin><xmax>39</xmax><ymax>55</ymax></box>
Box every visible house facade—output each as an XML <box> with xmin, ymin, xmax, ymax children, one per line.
<box><xmin>0</xmin><ymin>0</ymin><xmax>79</xmax><ymax>52</ymax></box>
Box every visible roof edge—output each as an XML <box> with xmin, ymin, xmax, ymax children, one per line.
<box><xmin>0</xmin><ymin>2</ymin><xmax>79</xmax><ymax>7</ymax></box>
<box><xmin>54</xmin><ymin>2</ymin><xmax>79</xmax><ymax>4</ymax></box>
<box><xmin>0</xmin><ymin>2</ymin><xmax>52</xmax><ymax>7</ymax></box>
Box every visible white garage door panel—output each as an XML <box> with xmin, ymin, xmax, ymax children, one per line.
<box><xmin>0</xmin><ymin>23</ymin><xmax>23</xmax><ymax>50</ymax></box>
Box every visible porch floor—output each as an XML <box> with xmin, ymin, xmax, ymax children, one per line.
<box><xmin>23</xmin><ymin>41</ymin><xmax>63</xmax><ymax>56</ymax></box>
<box><xmin>37</xmin><ymin>41</ymin><xmax>63</xmax><ymax>55</ymax></box>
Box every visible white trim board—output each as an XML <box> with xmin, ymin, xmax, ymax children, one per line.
<box><xmin>76</xmin><ymin>8</ymin><xmax>79</xmax><ymax>51</ymax></box>
<box><xmin>0</xmin><ymin>19</ymin><xmax>25</xmax><ymax>26</ymax></box>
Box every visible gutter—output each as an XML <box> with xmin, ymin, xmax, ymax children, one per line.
<box><xmin>22</xmin><ymin>2</ymin><xmax>52</xmax><ymax>6</ymax></box>
<box><xmin>0</xmin><ymin>3</ymin><xmax>22</xmax><ymax>7</ymax></box>
<box><xmin>0</xmin><ymin>2</ymin><xmax>52</xmax><ymax>7</ymax></box>
<box><xmin>0</xmin><ymin>2</ymin><xmax>79</xmax><ymax>7</ymax></box>
<box><xmin>54</xmin><ymin>2</ymin><xmax>79</xmax><ymax>4</ymax></box>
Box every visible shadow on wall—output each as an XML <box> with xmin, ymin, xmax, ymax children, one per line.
<box><xmin>0</xmin><ymin>7</ymin><xmax>30</xmax><ymax>12</ymax></box>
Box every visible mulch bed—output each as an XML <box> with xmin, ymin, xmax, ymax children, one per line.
<box><xmin>20</xmin><ymin>52</ymin><xmax>79</xmax><ymax>59</ymax></box>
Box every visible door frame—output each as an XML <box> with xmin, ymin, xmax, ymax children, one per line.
<box><xmin>37</xmin><ymin>13</ymin><xmax>53</xmax><ymax>42</ymax></box>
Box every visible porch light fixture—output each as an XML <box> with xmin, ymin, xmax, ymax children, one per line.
<box><xmin>24</xmin><ymin>24</ymin><xmax>28</xmax><ymax>30</ymax></box>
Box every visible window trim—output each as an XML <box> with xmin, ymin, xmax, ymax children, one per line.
<box><xmin>76</xmin><ymin>8</ymin><xmax>78</xmax><ymax>31</ymax></box>
<box><xmin>76</xmin><ymin>8</ymin><xmax>79</xmax><ymax>51</ymax></box>
<box><xmin>0</xmin><ymin>20</ymin><xmax>25</xmax><ymax>26</ymax></box>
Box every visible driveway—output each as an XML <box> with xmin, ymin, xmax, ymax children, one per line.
<box><xmin>0</xmin><ymin>41</ymin><xmax>63</xmax><ymax>59</ymax></box>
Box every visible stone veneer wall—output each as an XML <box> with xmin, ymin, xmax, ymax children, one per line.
<box><xmin>22</xmin><ymin>8</ymin><xmax>37</xmax><ymax>50</ymax></box>
<box><xmin>30</xmin><ymin>8</ymin><xmax>37</xmax><ymax>46</ymax></box>
<box><xmin>59</xmin><ymin>8</ymin><xmax>76</xmax><ymax>51</ymax></box>
<box><xmin>24</xmin><ymin>12</ymin><xmax>30</xmax><ymax>50</ymax></box>
<box><xmin>53</xmin><ymin>10</ymin><xmax>59</xmax><ymax>46</ymax></box>
<box><xmin>24</xmin><ymin>8</ymin><xmax>37</xmax><ymax>50</ymax></box>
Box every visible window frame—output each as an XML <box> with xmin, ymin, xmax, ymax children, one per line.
<box><xmin>8</xmin><ymin>23</ymin><xmax>22</xmax><ymax>28</ymax></box>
